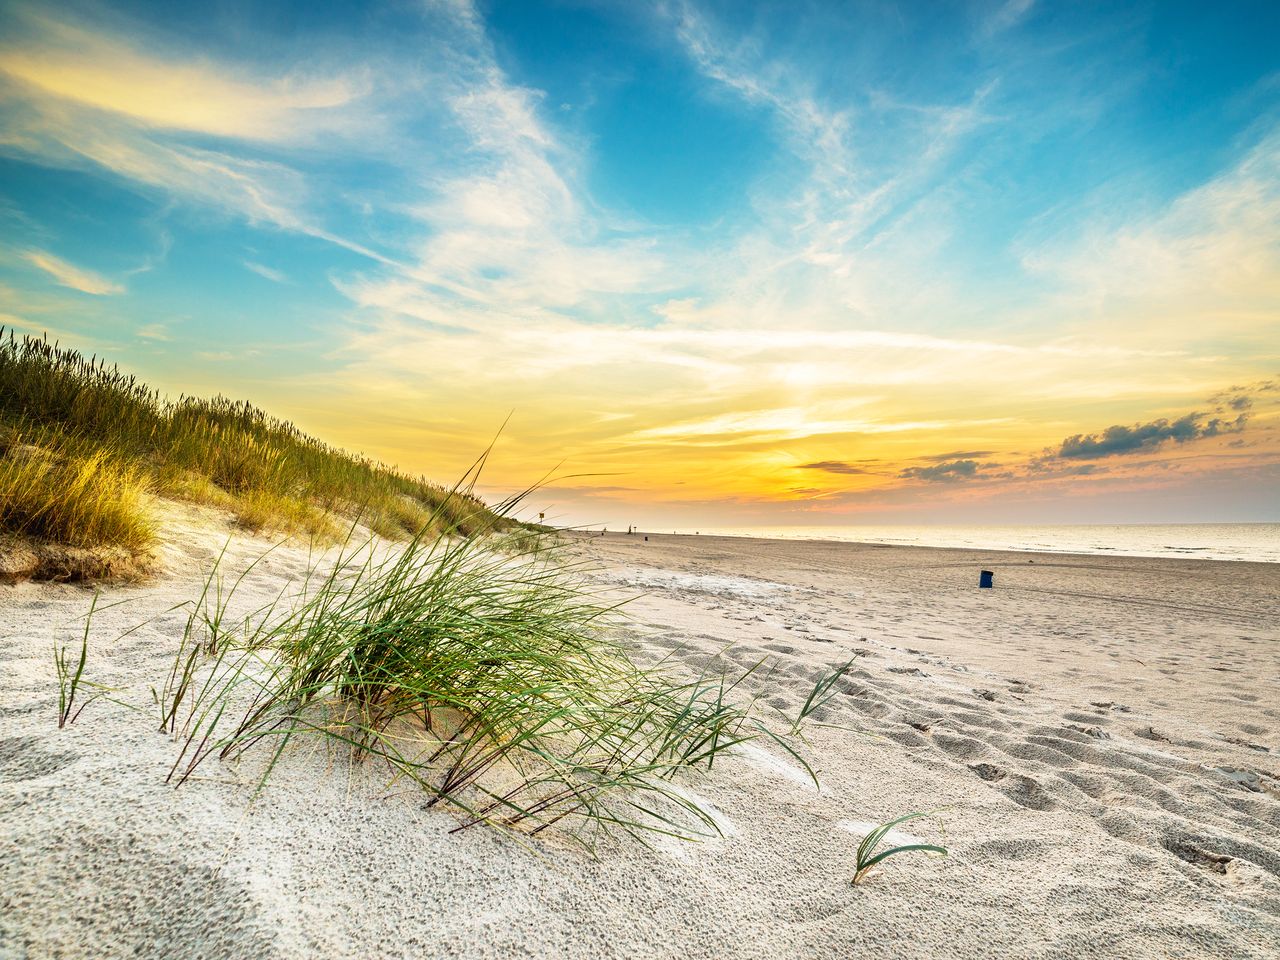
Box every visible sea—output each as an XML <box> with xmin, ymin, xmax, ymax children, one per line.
<box><xmin>668</xmin><ymin>523</ymin><xmax>1280</xmax><ymax>564</ymax></box>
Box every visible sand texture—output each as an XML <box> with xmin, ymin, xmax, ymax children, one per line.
<box><xmin>2</xmin><ymin>516</ymin><xmax>1279</xmax><ymax>959</ymax></box>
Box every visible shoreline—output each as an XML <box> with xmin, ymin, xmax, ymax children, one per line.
<box><xmin>570</xmin><ymin>527</ymin><xmax>1280</xmax><ymax>577</ymax></box>
<box><xmin>563</xmin><ymin>523</ymin><xmax>1280</xmax><ymax>564</ymax></box>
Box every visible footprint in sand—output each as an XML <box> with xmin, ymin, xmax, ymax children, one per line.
<box><xmin>969</xmin><ymin>762</ymin><xmax>1006</xmax><ymax>782</ymax></box>
<box><xmin>1062</xmin><ymin>710</ymin><xmax>1109</xmax><ymax>725</ymax></box>
<box><xmin>999</xmin><ymin>774</ymin><xmax>1057</xmax><ymax>810</ymax></box>
<box><xmin>1220</xmin><ymin>735</ymin><xmax>1270</xmax><ymax>753</ymax></box>
<box><xmin>933</xmin><ymin>733</ymin><xmax>986</xmax><ymax>760</ymax></box>
<box><xmin>1161</xmin><ymin>836</ymin><xmax>1234</xmax><ymax>875</ymax></box>
<box><xmin>0</xmin><ymin>736</ymin><xmax>75</xmax><ymax>782</ymax></box>
<box><xmin>1066</xmin><ymin>723</ymin><xmax>1111</xmax><ymax>739</ymax></box>
<box><xmin>1214</xmin><ymin>767</ymin><xmax>1280</xmax><ymax>796</ymax></box>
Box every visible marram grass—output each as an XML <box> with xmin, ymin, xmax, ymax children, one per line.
<box><xmin>0</xmin><ymin>443</ymin><xmax>155</xmax><ymax>550</ymax></box>
<box><xmin>0</xmin><ymin>328</ymin><xmax>508</xmax><ymax>561</ymax></box>
<box><xmin>147</xmin><ymin>503</ymin><xmax>823</xmax><ymax>849</ymax></box>
<box><xmin>853</xmin><ymin>811</ymin><xmax>948</xmax><ymax>885</ymax></box>
<box><xmin>55</xmin><ymin>593</ymin><xmax>98</xmax><ymax>728</ymax></box>
<box><xmin>11</xmin><ymin>329</ymin><xmax>848</xmax><ymax>846</ymax></box>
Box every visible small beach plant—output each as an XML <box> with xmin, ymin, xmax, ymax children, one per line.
<box><xmin>853</xmin><ymin>811</ymin><xmax>948</xmax><ymax>885</ymax></box>
<box><xmin>780</xmin><ymin>658</ymin><xmax>855</xmax><ymax>737</ymax></box>
<box><xmin>54</xmin><ymin>593</ymin><xmax>101</xmax><ymax>727</ymax></box>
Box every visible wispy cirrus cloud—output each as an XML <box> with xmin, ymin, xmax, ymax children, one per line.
<box><xmin>984</xmin><ymin>0</ymin><xmax>1038</xmax><ymax>36</ymax></box>
<box><xmin>665</xmin><ymin>0</ymin><xmax>999</xmax><ymax>335</ymax></box>
<box><xmin>1</xmin><ymin>96</ymin><xmax>396</xmax><ymax>264</ymax></box>
<box><xmin>921</xmin><ymin>450</ymin><xmax>996</xmax><ymax>462</ymax></box>
<box><xmin>0</xmin><ymin>13</ymin><xmax>368</xmax><ymax>142</ymax></box>
<box><xmin>135</xmin><ymin>322</ymin><xmax>170</xmax><ymax>340</ymax></box>
<box><xmin>0</xmin><ymin>5</ymin><xmax>398</xmax><ymax>263</ymax></box>
<box><xmin>621</xmin><ymin>410</ymin><xmax>1006</xmax><ymax>446</ymax></box>
<box><xmin>244</xmin><ymin>261</ymin><xmax>288</xmax><ymax>283</ymax></box>
<box><xmin>1020</xmin><ymin>130</ymin><xmax>1280</xmax><ymax>348</ymax></box>
<box><xmin>796</xmin><ymin>461</ymin><xmax>877</xmax><ymax>475</ymax></box>
<box><xmin>21</xmin><ymin>249</ymin><xmax>123</xmax><ymax>295</ymax></box>
<box><xmin>345</xmin><ymin>6</ymin><xmax>671</xmax><ymax>328</ymax></box>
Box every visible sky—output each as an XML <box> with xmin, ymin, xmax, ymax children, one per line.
<box><xmin>0</xmin><ymin>0</ymin><xmax>1277</xmax><ymax>528</ymax></box>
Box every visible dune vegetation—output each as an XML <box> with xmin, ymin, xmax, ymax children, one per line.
<box><xmin>0</xmin><ymin>448</ymin><xmax>155</xmax><ymax>551</ymax></box>
<box><xmin>0</xmin><ymin>329</ymin><xmax>510</xmax><ymax>577</ymax></box>
<box><xmin>149</xmin><ymin>520</ymin><xmax>817</xmax><ymax>848</ymax></box>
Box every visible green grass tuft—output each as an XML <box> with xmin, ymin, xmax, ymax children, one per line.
<box><xmin>147</xmin><ymin>503</ymin><xmax>817</xmax><ymax>849</ymax></box>
<box><xmin>777</xmin><ymin>657</ymin><xmax>855</xmax><ymax>737</ymax></box>
<box><xmin>853</xmin><ymin>811</ymin><xmax>948</xmax><ymax>885</ymax></box>
<box><xmin>55</xmin><ymin>593</ymin><xmax>102</xmax><ymax>727</ymax></box>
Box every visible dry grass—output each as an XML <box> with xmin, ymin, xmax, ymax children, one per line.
<box><xmin>0</xmin><ymin>446</ymin><xmax>155</xmax><ymax>550</ymax></box>
<box><xmin>0</xmin><ymin>329</ymin><xmax>513</xmax><ymax>577</ymax></box>
<box><xmin>232</xmin><ymin>488</ymin><xmax>341</xmax><ymax>541</ymax></box>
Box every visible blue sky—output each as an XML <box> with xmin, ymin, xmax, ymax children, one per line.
<box><xmin>1</xmin><ymin>0</ymin><xmax>1277</xmax><ymax>526</ymax></box>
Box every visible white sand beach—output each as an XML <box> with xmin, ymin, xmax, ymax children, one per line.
<box><xmin>3</xmin><ymin>513</ymin><xmax>1279</xmax><ymax>959</ymax></box>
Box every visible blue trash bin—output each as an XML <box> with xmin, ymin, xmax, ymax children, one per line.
<box><xmin>979</xmin><ymin>570</ymin><xmax>994</xmax><ymax>588</ymax></box>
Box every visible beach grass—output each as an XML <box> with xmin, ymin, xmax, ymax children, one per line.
<box><xmin>146</xmin><ymin>498</ymin><xmax>815</xmax><ymax>848</ymax></box>
<box><xmin>55</xmin><ymin>593</ymin><xmax>100</xmax><ymax>728</ymax></box>
<box><xmin>0</xmin><ymin>444</ymin><xmax>156</xmax><ymax>551</ymax></box>
<box><xmin>853</xmin><ymin>811</ymin><xmax>948</xmax><ymax>885</ymax></box>
<box><xmin>0</xmin><ymin>329</ymin><xmax>509</xmax><ymax>572</ymax></box>
<box><xmin>14</xmin><ymin>329</ymin><xmax>817</xmax><ymax>845</ymax></box>
<box><xmin>779</xmin><ymin>657</ymin><xmax>855</xmax><ymax>737</ymax></box>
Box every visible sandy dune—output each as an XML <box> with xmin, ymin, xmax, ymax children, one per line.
<box><xmin>2</xmin><ymin>517</ymin><xmax>1278</xmax><ymax>958</ymax></box>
